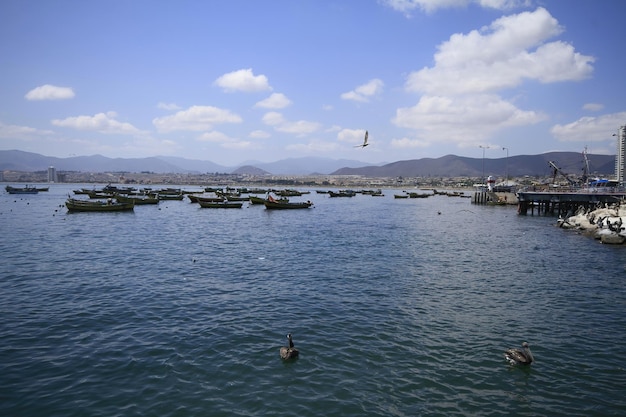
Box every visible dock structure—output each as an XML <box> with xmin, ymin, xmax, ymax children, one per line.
<box><xmin>517</xmin><ymin>190</ymin><xmax>626</xmax><ymax>216</ymax></box>
<box><xmin>472</xmin><ymin>191</ymin><xmax>518</xmax><ymax>205</ymax></box>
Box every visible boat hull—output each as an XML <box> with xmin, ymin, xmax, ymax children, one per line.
<box><xmin>264</xmin><ymin>200</ymin><xmax>313</xmax><ymax>209</ymax></box>
<box><xmin>198</xmin><ymin>201</ymin><xmax>243</xmax><ymax>208</ymax></box>
<box><xmin>65</xmin><ymin>198</ymin><xmax>134</xmax><ymax>212</ymax></box>
<box><xmin>6</xmin><ymin>185</ymin><xmax>39</xmax><ymax>194</ymax></box>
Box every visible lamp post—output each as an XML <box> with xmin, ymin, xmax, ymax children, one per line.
<box><xmin>502</xmin><ymin>147</ymin><xmax>509</xmax><ymax>186</ymax></box>
<box><xmin>614</xmin><ymin>131</ymin><xmax>623</xmax><ymax>187</ymax></box>
<box><xmin>479</xmin><ymin>145</ymin><xmax>490</xmax><ymax>186</ymax></box>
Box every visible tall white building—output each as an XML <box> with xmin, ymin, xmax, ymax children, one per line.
<box><xmin>48</xmin><ymin>166</ymin><xmax>57</xmax><ymax>183</ymax></box>
<box><xmin>616</xmin><ymin>126</ymin><xmax>626</xmax><ymax>186</ymax></box>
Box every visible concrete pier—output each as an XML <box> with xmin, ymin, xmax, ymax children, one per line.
<box><xmin>472</xmin><ymin>191</ymin><xmax>518</xmax><ymax>205</ymax></box>
<box><xmin>517</xmin><ymin>190</ymin><xmax>626</xmax><ymax>216</ymax></box>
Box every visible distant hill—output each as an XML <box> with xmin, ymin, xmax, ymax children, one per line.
<box><xmin>0</xmin><ymin>150</ymin><xmax>375</xmax><ymax>175</ymax></box>
<box><xmin>231</xmin><ymin>165</ymin><xmax>271</xmax><ymax>175</ymax></box>
<box><xmin>0</xmin><ymin>149</ymin><xmax>616</xmax><ymax>178</ymax></box>
<box><xmin>244</xmin><ymin>157</ymin><xmax>378</xmax><ymax>175</ymax></box>
<box><xmin>332</xmin><ymin>152</ymin><xmax>615</xmax><ymax>178</ymax></box>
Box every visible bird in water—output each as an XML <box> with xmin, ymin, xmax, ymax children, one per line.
<box><xmin>354</xmin><ymin>130</ymin><xmax>369</xmax><ymax>148</ymax></box>
<box><xmin>504</xmin><ymin>341</ymin><xmax>534</xmax><ymax>365</ymax></box>
<box><xmin>280</xmin><ymin>333</ymin><xmax>299</xmax><ymax>360</ymax></box>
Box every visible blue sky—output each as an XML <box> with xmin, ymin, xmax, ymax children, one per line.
<box><xmin>1</xmin><ymin>0</ymin><xmax>625</xmax><ymax>166</ymax></box>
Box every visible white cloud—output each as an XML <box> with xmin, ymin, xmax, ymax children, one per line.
<box><xmin>261</xmin><ymin>112</ymin><xmax>320</xmax><ymax>135</ymax></box>
<box><xmin>341</xmin><ymin>79</ymin><xmax>384</xmax><ymax>102</ymax></box>
<box><xmin>405</xmin><ymin>8</ymin><xmax>593</xmax><ymax>95</ymax></box>
<box><xmin>391</xmin><ymin>137</ymin><xmax>431</xmax><ymax>149</ymax></box>
<box><xmin>52</xmin><ymin>111</ymin><xmax>143</xmax><ymax>135</ymax></box>
<box><xmin>254</xmin><ymin>93</ymin><xmax>292</xmax><ymax>109</ymax></box>
<box><xmin>389</xmin><ymin>7</ymin><xmax>594</xmax><ymax>151</ymax></box>
<box><xmin>261</xmin><ymin>111</ymin><xmax>285</xmax><ymax>126</ymax></box>
<box><xmin>286</xmin><ymin>140</ymin><xmax>340</xmax><ymax>153</ymax></box>
<box><xmin>222</xmin><ymin>141</ymin><xmax>256</xmax><ymax>150</ymax></box>
<box><xmin>0</xmin><ymin>121</ymin><xmax>54</xmax><ymax>139</ymax></box>
<box><xmin>393</xmin><ymin>94</ymin><xmax>545</xmax><ymax>144</ymax></box>
<box><xmin>337</xmin><ymin>128</ymin><xmax>369</xmax><ymax>145</ymax></box>
<box><xmin>157</xmin><ymin>102</ymin><xmax>181</xmax><ymax>111</ymax></box>
<box><xmin>381</xmin><ymin>0</ymin><xmax>531</xmax><ymax>15</ymax></box>
<box><xmin>583</xmin><ymin>103</ymin><xmax>604</xmax><ymax>112</ymax></box>
<box><xmin>25</xmin><ymin>84</ymin><xmax>75</xmax><ymax>101</ymax></box>
<box><xmin>197</xmin><ymin>131</ymin><xmax>258</xmax><ymax>150</ymax></box>
<box><xmin>214</xmin><ymin>68</ymin><xmax>272</xmax><ymax>93</ymax></box>
<box><xmin>550</xmin><ymin>112</ymin><xmax>626</xmax><ymax>143</ymax></box>
<box><xmin>249</xmin><ymin>130</ymin><xmax>271</xmax><ymax>139</ymax></box>
<box><xmin>197</xmin><ymin>131</ymin><xmax>235</xmax><ymax>143</ymax></box>
<box><xmin>153</xmin><ymin>105</ymin><xmax>242</xmax><ymax>133</ymax></box>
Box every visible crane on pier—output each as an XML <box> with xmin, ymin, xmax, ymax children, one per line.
<box><xmin>548</xmin><ymin>160</ymin><xmax>577</xmax><ymax>186</ymax></box>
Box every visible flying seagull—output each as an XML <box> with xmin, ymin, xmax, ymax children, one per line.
<box><xmin>354</xmin><ymin>131</ymin><xmax>369</xmax><ymax>148</ymax></box>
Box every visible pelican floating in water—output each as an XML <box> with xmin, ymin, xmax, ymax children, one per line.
<box><xmin>280</xmin><ymin>333</ymin><xmax>299</xmax><ymax>360</ymax></box>
<box><xmin>504</xmin><ymin>341</ymin><xmax>534</xmax><ymax>365</ymax></box>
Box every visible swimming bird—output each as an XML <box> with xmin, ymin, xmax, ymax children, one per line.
<box><xmin>280</xmin><ymin>333</ymin><xmax>299</xmax><ymax>360</ymax></box>
<box><xmin>354</xmin><ymin>131</ymin><xmax>369</xmax><ymax>148</ymax></box>
<box><xmin>504</xmin><ymin>341</ymin><xmax>534</xmax><ymax>365</ymax></box>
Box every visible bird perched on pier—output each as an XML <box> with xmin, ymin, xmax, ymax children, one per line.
<box><xmin>280</xmin><ymin>333</ymin><xmax>299</xmax><ymax>360</ymax></box>
<box><xmin>504</xmin><ymin>341</ymin><xmax>534</xmax><ymax>365</ymax></box>
<box><xmin>354</xmin><ymin>130</ymin><xmax>369</xmax><ymax>148</ymax></box>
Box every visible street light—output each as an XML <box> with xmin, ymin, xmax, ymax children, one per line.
<box><xmin>502</xmin><ymin>147</ymin><xmax>509</xmax><ymax>186</ymax></box>
<box><xmin>479</xmin><ymin>145</ymin><xmax>490</xmax><ymax>186</ymax></box>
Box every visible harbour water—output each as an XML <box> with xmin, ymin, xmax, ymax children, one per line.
<box><xmin>1</xmin><ymin>185</ymin><xmax>626</xmax><ymax>416</ymax></box>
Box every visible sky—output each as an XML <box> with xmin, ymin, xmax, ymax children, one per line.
<box><xmin>1</xmin><ymin>0</ymin><xmax>626</xmax><ymax>166</ymax></box>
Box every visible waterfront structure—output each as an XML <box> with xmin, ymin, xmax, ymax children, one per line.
<box><xmin>48</xmin><ymin>166</ymin><xmax>57</xmax><ymax>183</ymax></box>
<box><xmin>517</xmin><ymin>189</ymin><xmax>626</xmax><ymax>216</ymax></box>
<box><xmin>615</xmin><ymin>125</ymin><xmax>626</xmax><ymax>186</ymax></box>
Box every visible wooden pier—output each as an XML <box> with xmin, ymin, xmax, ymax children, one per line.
<box><xmin>517</xmin><ymin>191</ymin><xmax>626</xmax><ymax>216</ymax></box>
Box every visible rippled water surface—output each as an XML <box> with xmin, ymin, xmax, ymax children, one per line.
<box><xmin>2</xmin><ymin>185</ymin><xmax>626</xmax><ymax>416</ymax></box>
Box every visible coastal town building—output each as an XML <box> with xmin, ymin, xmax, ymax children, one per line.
<box><xmin>615</xmin><ymin>125</ymin><xmax>626</xmax><ymax>186</ymax></box>
<box><xmin>48</xmin><ymin>166</ymin><xmax>57</xmax><ymax>183</ymax></box>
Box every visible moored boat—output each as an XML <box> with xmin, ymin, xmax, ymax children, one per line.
<box><xmin>198</xmin><ymin>200</ymin><xmax>243</xmax><ymax>208</ymax></box>
<box><xmin>157</xmin><ymin>193</ymin><xmax>184</xmax><ymax>200</ymax></box>
<box><xmin>189</xmin><ymin>195</ymin><xmax>225</xmax><ymax>203</ymax></box>
<box><xmin>5</xmin><ymin>185</ymin><xmax>39</xmax><ymax>194</ymax></box>
<box><xmin>249</xmin><ymin>196</ymin><xmax>289</xmax><ymax>205</ymax></box>
<box><xmin>225</xmin><ymin>195</ymin><xmax>250</xmax><ymax>201</ymax></box>
<box><xmin>408</xmin><ymin>192</ymin><xmax>431</xmax><ymax>198</ymax></box>
<box><xmin>328</xmin><ymin>190</ymin><xmax>356</xmax><ymax>197</ymax></box>
<box><xmin>65</xmin><ymin>198</ymin><xmax>134</xmax><ymax>212</ymax></box>
<box><xmin>115</xmin><ymin>194</ymin><xmax>159</xmax><ymax>205</ymax></box>
<box><xmin>264</xmin><ymin>199</ymin><xmax>313</xmax><ymax>209</ymax></box>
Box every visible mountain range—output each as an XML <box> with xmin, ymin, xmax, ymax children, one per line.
<box><xmin>0</xmin><ymin>149</ymin><xmax>616</xmax><ymax>178</ymax></box>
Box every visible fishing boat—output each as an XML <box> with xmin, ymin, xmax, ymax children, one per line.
<box><xmin>5</xmin><ymin>185</ymin><xmax>39</xmax><ymax>194</ymax></box>
<box><xmin>408</xmin><ymin>192</ymin><xmax>431</xmax><ymax>198</ymax></box>
<box><xmin>188</xmin><ymin>195</ymin><xmax>225</xmax><ymax>203</ymax></box>
<box><xmin>65</xmin><ymin>198</ymin><xmax>134</xmax><ymax>212</ymax></box>
<box><xmin>225</xmin><ymin>195</ymin><xmax>250</xmax><ymax>201</ymax></box>
<box><xmin>264</xmin><ymin>200</ymin><xmax>313</xmax><ymax>209</ymax></box>
<box><xmin>197</xmin><ymin>200</ymin><xmax>243</xmax><ymax>208</ymax></box>
<box><xmin>157</xmin><ymin>193</ymin><xmax>184</xmax><ymax>200</ymax></box>
<box><xmin>275</xmin><ymin>189</ymin><xmax>307</xmax><ymax>197</ymax></box>
<box><xmin>249</xmin><ymin>196</ymin><xmax>289</xmax><ymax>205</ymax></box>
<box><xmin>328</xmin><ymin>190</ymin><xmax>356</xmax><ymax>197</ymax></box>
<box><xmin>115</xmin><ymin>194</ymin><xmax>159</xmax><ymax>205</ymax></box>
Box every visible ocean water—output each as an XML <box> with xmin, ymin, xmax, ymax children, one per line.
<box><xmin>1</xmin><ymin>185</ymin><xmax>625</xmax><ymax>417</ymax></box>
